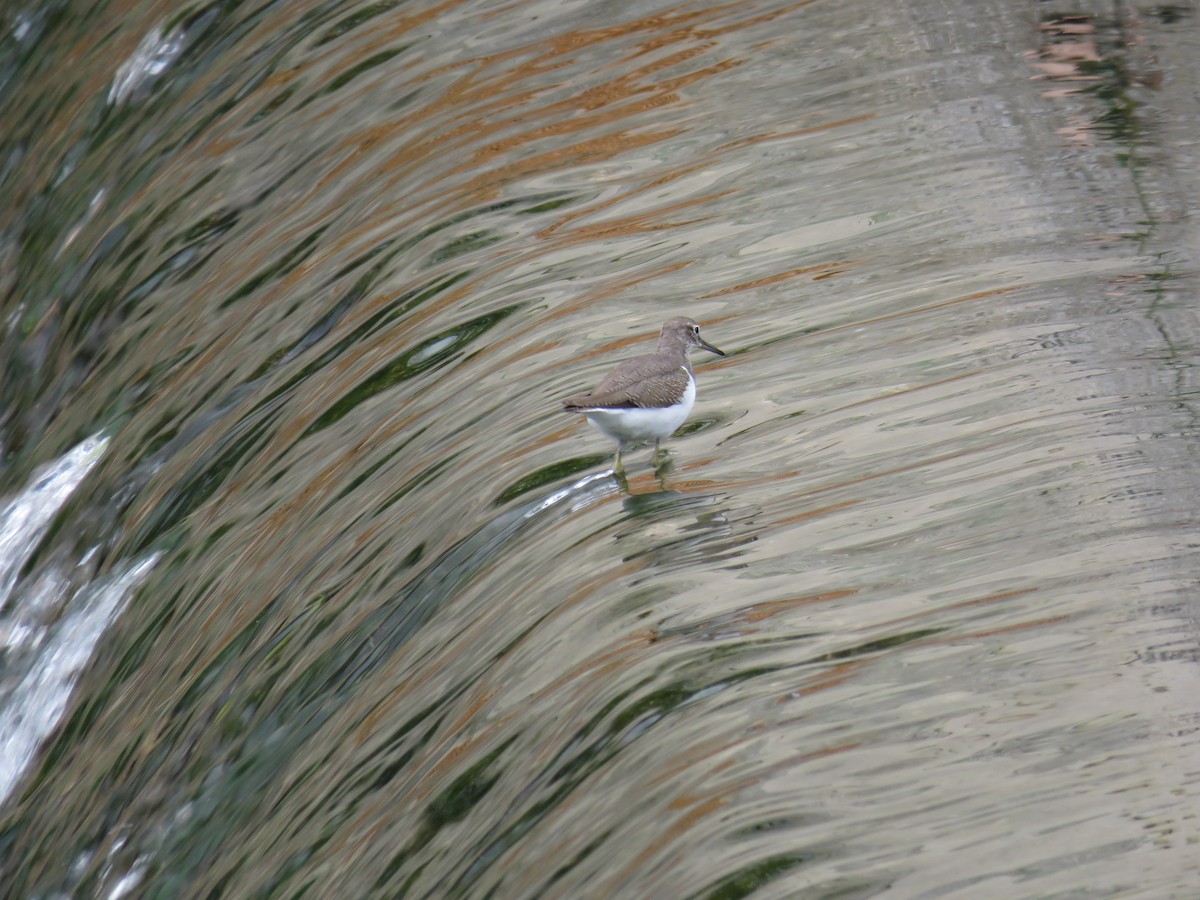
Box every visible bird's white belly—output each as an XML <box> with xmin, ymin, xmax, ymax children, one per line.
<box><xmin>581</xmin><ymin>374</ymin><xmax>696</xmax><ymax>444</ymax></box>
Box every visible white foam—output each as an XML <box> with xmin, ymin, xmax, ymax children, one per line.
<box><xmin>0</xmin><ymin>554</ymin><xmax>158</xmax><ymax>806</ymax></box>
<box><xmin>0</xmin><ymin>433</ymin><xmax>107</xmax><ymax>609</ymax></box>
<box><xmin>0</xmin><ymin>434</ymin><xmax>160</xmax><ymax>807</ymax></box>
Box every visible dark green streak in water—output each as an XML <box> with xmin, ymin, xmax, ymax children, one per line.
<box><xmin>303</xmin><ymin>304</ymin><xmax>521</xmax><ymax>435</ymax></box>
<box><xmin>428</xmin><ymin>230</ymin><xmax>503</xmax><ymax>264</ymax></box>
<box><xmin>518</xmin><ymin>195</ymin><xmax>578</xmax><ymax>214</ymax></box>
<box><xmin>492</xmin><ymin>455</ymin><xmax>611</xmax><ymax>505</ymax></box>
<box><xmin>699</xmin><ymin>853</ymin><xmax>810</xmax><ymax>900</ymax></box>
<box><xmin>128</xmin><ymin>404</ymin><xmax>279</xmax><ymax>553</ymax></box>
<box><xmin>248</xmin><ymin>84</ymin><xmax>296</xmax><ymax>125</ymax></box>
<box><xmin>303</xmin><ymin>47</ymin><xmax>411</xmax><ymax>106</ymax></box>
<box><xmin>373</xmin><ymin>737</ymin><xmax>518</xmax><ymax>890</ymax></box>
<box><xmin>804</xmin><ymin>628</ymin><xmax>944</xmax><ymax>664</ymax></box>
<box><xmin>219</xmin><ymin>224</ymin><xmax>330</xmax><ymax>310</ymax></box>
<box><xmin>316</xmin><ymin>1</ymin><xmax>406</xmax><ymax>47</ymax></box>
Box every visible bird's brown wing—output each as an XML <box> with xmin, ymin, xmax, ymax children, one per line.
<box><xmin>562</xmin><ymin>354</ymin><xmax>689</xmax><ymax>410</ymax></box>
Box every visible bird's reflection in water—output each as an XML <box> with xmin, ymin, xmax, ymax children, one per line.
<box><xmin>615</xmin><ymin>477</ymin><xmax>755</xmax><ymax>574</ymax></box>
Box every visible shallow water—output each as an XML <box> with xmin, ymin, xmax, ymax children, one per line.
<box><xmin>1</xmin><ymin>0</ymin><xmax>1198</xmax><ymax>896</ymax></box>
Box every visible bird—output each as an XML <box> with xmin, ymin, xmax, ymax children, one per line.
<box><xmin>561</xmin><ymin>316</ymin><xmax>724</xmax><ymax>472</ymax></box>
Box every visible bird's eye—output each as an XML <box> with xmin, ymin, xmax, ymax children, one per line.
<box><xmin>692</xmin><ymin>326</ymin><xmax>700</xmax><ymax>335</ymax></box>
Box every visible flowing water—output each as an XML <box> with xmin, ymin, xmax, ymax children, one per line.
<box><xmin>1</xmin><ymin>0</ymin><xmax>1198</xmax><ymax>896</ymax></box>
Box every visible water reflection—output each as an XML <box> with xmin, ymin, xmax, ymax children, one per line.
<box><xmin>617</xmin><ymin>485</ymin><xmax>746</xmax><ymax>570</ymax></box>
<box><xmin>1</xmin><ymin>0</ymin><xmax>1199</xmax><ymax>897</ymax></box>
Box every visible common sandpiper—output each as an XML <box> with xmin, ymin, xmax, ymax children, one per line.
<box><xmin>562</xmin><ymin>316</ymin><xmax>724</xmax><ymax>472</ymax></box>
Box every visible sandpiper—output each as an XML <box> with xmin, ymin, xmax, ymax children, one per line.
<box><xmin>562</xmin><ymin>316</ymin><xmax>724</xmax><ymax>471</ymax></box>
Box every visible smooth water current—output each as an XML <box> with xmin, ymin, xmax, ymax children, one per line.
<box><xmin>1</xmin><ymin>0</ymin><xmax>1198</xmax><ymax>897</ymax></box>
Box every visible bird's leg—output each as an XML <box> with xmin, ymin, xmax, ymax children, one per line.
<box><xmin>651</xmin><ymin>439</ymin><xmax>663</xmax><ymax>465</ymax></box>
<box><xmin>651</xmin><ymin>439</ymin><xmax>674</xmax><ymax>480</ymax></box>
<box><xmin>613</xmin><ymin>443</ymin><xmax>625</xmax><ymax>474</ymax></box>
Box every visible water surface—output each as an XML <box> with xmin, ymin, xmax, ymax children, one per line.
<box><xmin>1</xmin><ymin>0</ymin><xmax>1198</xmax><ymax>896</ymax></box>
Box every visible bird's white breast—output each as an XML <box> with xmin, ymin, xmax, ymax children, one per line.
<box><xmin>580</xmin><ymin>370</ymin><xmax>696</xmax><ymax>444</ymax></box>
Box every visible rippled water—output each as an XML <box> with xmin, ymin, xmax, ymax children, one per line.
<box><xmin>2</xmin><ymin>0</ymin><xmax>1198</xmax><ymax>896</ymax></box>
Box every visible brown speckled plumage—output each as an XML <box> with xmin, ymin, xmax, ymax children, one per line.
<box><xmin>562</xmin><ymin>316</ymin><xmax>723</xmax><ymax>411</ymax></box>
